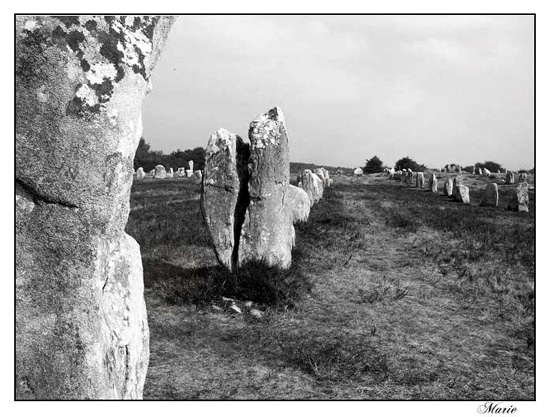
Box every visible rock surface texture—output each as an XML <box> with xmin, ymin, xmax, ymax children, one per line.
<box><xmin>16</xmin><ymin>15</ymin><xmax>175</xmax><ymax>399</ymax></box>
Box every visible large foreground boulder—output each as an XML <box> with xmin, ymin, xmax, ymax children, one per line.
<box><xmin>507</xmin><ymin>182</ymin><xmax>529</xmax><ymax>212</ymax></box>
<box><xmin>16</xmin><ymin>15</ymin><xmax>175</xmax><ymax>399</ymax></box>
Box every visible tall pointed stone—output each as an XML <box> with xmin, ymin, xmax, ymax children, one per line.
<box><xmin>238</xmin><ymin>107</ymin><xmax>295</xmax><ymax>268</ymax></box>
<box><xmin>16</xmin><ymin>15</ymin><xmax>175</xmax><ymax>399</ymax></box>
<box><xmin>201</xmin><ymin>129</ymin><xmax>242</xmax><ymax>270</ymax></box>
<box><xmin>428</xmin><ymin>173</ymin><xmax>438</xmax><ymax>193</ymax></box>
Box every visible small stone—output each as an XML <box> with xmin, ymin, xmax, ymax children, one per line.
<box><xmin>244</xmin><ymin>301</ymin><xmax>253</xmax><ymax>308</ymax></box>
<box><xmin>229</xmin><ymin>304</ymin><xmax>242</xmax><ymax>314</ymax></box>
<box><xmin>353</xmin><ymin>167</ymin><xmax>363</xmax><ymax>176</ymax></box>
<box><xmin>249</xmin><ymin>309</ymin><xmax>263</xmax><ymax>318</ymax></box>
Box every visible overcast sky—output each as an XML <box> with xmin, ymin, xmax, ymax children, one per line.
<box><xmin>142</xmin><ymin>15</ymin><xmax>534</xmax><ymax>170</ymax></box>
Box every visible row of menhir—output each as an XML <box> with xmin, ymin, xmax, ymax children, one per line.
<box><xmin>133</xmin><ymin>163</ymin><xmax>203</xmax><ymax>180</ymax></box>
<box><xmin>199</xmin><ymin>106</ymin><xmax>332</xmax><ymax>272</ymax></box>
<box><xmin>391</xmin><ymin>170</ymin><xmax>530</xmax><ymax>212</ymax></box>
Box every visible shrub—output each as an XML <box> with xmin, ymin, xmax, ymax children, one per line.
<box><xmin>394</xmin><ymin>156</ymin><xmax>425</xmax><ymax>172</ymax></box>
<box><xmin>363</xmin><ymin>155</ymin><xmax>385</xmax><ymax>174</ymax></box>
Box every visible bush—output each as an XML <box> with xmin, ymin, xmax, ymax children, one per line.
<box><xmin>475</xmin><ymin>161</ymin><xmax>505</xmax><ymax>173</ymax></box>
<box><xmin>394</xmin><ymin>156</ymin><xmax>425</xmax><ymax>172</ymax></box>
<box><xmin>363</xmin><ymin>155</ymin><xmax>385</xmax><ymax>174</ymax></box>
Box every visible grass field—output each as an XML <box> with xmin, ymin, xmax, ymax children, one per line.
<box><xmin>125</xmin><ymin>172</ymin><xmax>534</xmax><ymax>400</ymax></box>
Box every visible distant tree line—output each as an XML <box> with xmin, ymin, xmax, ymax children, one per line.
<box><xmin>133</xmin><ymin>137</ymin><xmax>206</xmax><ymax>172</ymax></box>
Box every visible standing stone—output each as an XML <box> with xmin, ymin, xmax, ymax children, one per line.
<box><xmin>483</xmin><ymin>168</ymin><xmax>491</xmax><ymax>176</ymax></box>
<box><xmin>314</xmin><ymin>167</ymin><xmax>330</xmax><ymax>187</ymax></box>
<box><xmin>455</xmin><ymin>185</ymin><xmax>470</xmax><ymax>204</ymax></box>
<box><xmin>428</xmin><ymin>173</ymin><xmax>438</xmax><ymax>193</ymax></box>
<box><xmin>478</xmin><ymin>168</ymin><xmax>483</xmax><ymax>175</ymax></box>
<box><xmin>480</xmin><ymin>183</ymin><xmax>499</xmax><ymax>207</ymax></box>
<box><xmin>165</xmin><ymin>168</ymin><xmax>174</xmax><ymax>179</ymax></box>
<box><xmin>507</xmin><ymin>182</ymin><xmax>529</xmax><ymax>212</ymax></box>
<box><xmin>287</xmin><ymin>185</ymin><xmax>310</xmax><ymax>223</ymax></box>
<box><xmin>518</xmin><ymin>172</ymin><xmax>528</xmax><ymax>182</ymax></box>
<box><xmin>201</xmin><ymin>129</ymin><xmax>248</xmax><ymax>270</ymax></box>
<box><xmin>185</xmin><ymin>169</ymin><xmax>193</xmax><ymax>178</ymax></box>
<box><xmin>193</xmin><ymin>170</ymin><xmax>202</xmax><ymax>181</ymax></box>
<box><xmin>16</xmin><ymin>15</ymin><xmax>175</xmax><ymax>399</ymax></box>
<box><xmin>323</xmin><ymin>168</ymin><xmax>331</xmax><ymax>187</ymax></box>
<box><xmin>416</xmin><ymin>172</ymin><xmax>425</xmax><ymax>188</ymax></box>
<box><xmin>452</xmin><ymin>176</ymin><xmax>463</xmax><ymax>199</ymax></box>
<box><xmin>353</xmin><ymin>167</ymin><xmax>363</xmax><ymax>176</ymax></box>
<box><xmin>149</xmin><ymin>169</ymin><xmax>155</xmax><ymax>176</ymax></box>
<box><xmin>506</xmin><ymin>171</ymin><xmax>515</xmax><ymax>184</ymax></box>
<box><xmin>297</xmin><ymin>169</ymin><xmax>322</xmax><ymax>206</ymax></box>
<box><xmin>154</xmin><ymin>165</ymin><xmax>166</xmax><ymax>179</ymax></box>
<box><xmin>189</xmin><ymin>160</ymin><xmax>194</xmax><ymax>172</ymax></box>
<box><xmin>136</xmin><ymin>167</ymin><xmax>145</xmax><ymax>180</ymax></box>
<box><xmin>443</xmin><ymin>178</ymin><xmax>453</xmax><ymax>196</ymax></box>
<box><xmin>238</xmin><ymin>107</ymin><xmax>301</xmax><ymax>269</ymax></box>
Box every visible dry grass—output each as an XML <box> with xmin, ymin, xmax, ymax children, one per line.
<box><xmin>125</xmin><ymin>173</ymin><xmax>534</xmax><ymax>400</ymax></box>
